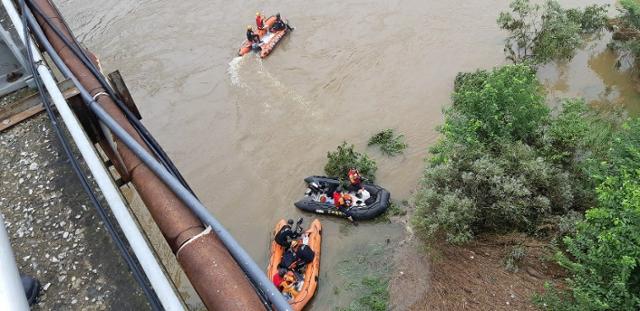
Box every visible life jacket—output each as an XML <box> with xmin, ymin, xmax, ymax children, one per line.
<box><xmin>281</xmin><ymin>271</ymin><xmax>299</xmax><ymax>298</ymax></box>
<box><xmin>272</xmin><ymin>272</ymin><xmax>284</xmax><ymax>288</ymax></box>
<box><xmin>333</xmin><ymin>191</ymin><xmax>342</xmax><ymax>207</ymax></box>
<box><xmin>256</xmin><ymin>15</ymin><xmax>264</xmax><ymax>29</ymax></box>
<box><xmin>348</xmin><ymin>169</ymin><xmax>361</xmax><ymax>185</ymax></box>
<box><xmin>337</xmin><ymin>194</ymin><xmax>352</xmax><ymax>210</ymax></box>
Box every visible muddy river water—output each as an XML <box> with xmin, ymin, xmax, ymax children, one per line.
<box><xmin>55</xmin><ymin>0</ymin><xmax>637</xmax><ymax>309</ymax></box>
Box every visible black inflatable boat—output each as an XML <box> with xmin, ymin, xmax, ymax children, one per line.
<box><xmin>294</xmin><ymin>176</ymin><xmax>390</xmax><ymax>221</ymax></box>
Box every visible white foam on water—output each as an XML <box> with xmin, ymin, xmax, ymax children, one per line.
<box><xmin>227</xmin><ymin>56</ymin><xmax>246</xmax><ymax>87</ymax></box>
<box><xmin>254</xmin><ymin>57</ymin><xmax>312</xmax><ymax>110</ymax></box>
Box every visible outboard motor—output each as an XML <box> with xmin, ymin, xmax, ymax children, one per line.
<box><xmin>308</xmin><ymin>182</ymin><xmax>321</xmax><ymax>194</ymax></box>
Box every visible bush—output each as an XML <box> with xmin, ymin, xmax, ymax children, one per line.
<box><xmin>498</xmin><ymin>0</ymin><xmax>608</xmax><ymax>64</ymax></box>
<box><xmin>368</xmin><ymin>129</ymin><xmax>408</xmax><ymax>156</ymax></box>
<box><xmin>413</xmin><ymin>141</ymin><xmax>573</xmax><ymax>243</ymax></box>
<box><xmin>325</xmin><ymin>142</ymin><xmax>377</xmax><ymax>182</ymax></box>
<box><xmin>540</xmin><ymin>99</ymin><xmax>623</xmax><ymax>208</ymax></box>
<box><xmin>443</xmin><ymin>65</ymin><xmax>547</xmax><ymax>152</ymax></box>
<box><xmin>536</xmin><ymin>119</ymin><xmax>640</xmax><ymax>310</ymax></box>
<box><xmin>414</xmin><ymin>67</ymin><xmax>618</xmax><ymax>244</ymax></box>
<box><xmin>504</xmin><ymin>245</ymin><xmax>527</xmax><ymax>272</ymax></box>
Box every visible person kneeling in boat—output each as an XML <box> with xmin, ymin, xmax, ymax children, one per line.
<box><xmin>335</xmin><ymin>191</ymin><xmax>357</xmax><ymax>224</ymax></box>
<box><xmin>275</xmin><ymin>219</ymin><xmax>298</xmax><ymax>248</ymax></box>
<box><xmin>271</xmin><ymin>13</ymin><xmax>294</xmax><ymax>32</ymax></box>
<box><xmin>246</xmin><ymin>25</ymin><xmax>261</xmax><ymax>44</ymax></box>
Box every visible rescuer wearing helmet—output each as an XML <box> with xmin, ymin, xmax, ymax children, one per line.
<box><xmin>246</xmin><ymin>25</ymin><xmax>260</xmax><ymax>44</ymax></box>
<box><xmin>275</xmin><ymin>219</ymin><xmax>297</xmax><ymax>248</ymax></box>
<box><xmin>256</xmin><ymin>12</ymin><xmax>264</xmax><ymax>30</ymax></box>
<box><xmin>271</xmin><ymin>13</ymin><xmax>294</xmax><ymax>32</ymax></box>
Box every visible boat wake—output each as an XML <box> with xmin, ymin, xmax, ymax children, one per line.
<box><xmin>227</xmin><ymin>56</ymin><xmax>246</xmax><ymax>87</ymax></box>
<box><xmin>255</xmin><ymin>57</ymin><xmax>311</xmax><ymax>110</ymax></box>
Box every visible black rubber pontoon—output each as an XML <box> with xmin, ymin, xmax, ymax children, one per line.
<box><xmin>294</xmin><ymin>176</ymin><xmax>390</xmax><ymax>221</ymax></box>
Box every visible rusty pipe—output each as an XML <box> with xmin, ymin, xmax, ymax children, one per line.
<box><xmin>31</xmin><ymin>0</ymin><xmax>264</xmax><ymax>309</ymax></box>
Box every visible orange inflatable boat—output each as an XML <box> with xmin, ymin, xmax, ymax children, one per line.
<box><xmin>238</xmin><ymin>16</ymin><xmax>289</xmax><ymax>58</ymax></box>
<box><xmin>267</xmin><ymin>219</ymin><xmax>321</xmax><ymax>311</ymax></box>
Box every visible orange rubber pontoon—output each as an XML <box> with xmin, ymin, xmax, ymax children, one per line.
<box><xmin>238</xmin><ymin>16</ymin><xmax>289</xmax><ymax>58</ymax></box>
<box><xmin>267</xmin><ymin>219</ymin><xmax>321</xmax><ymax>311</ymax></box>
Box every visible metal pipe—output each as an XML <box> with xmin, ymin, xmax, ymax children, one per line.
<box><xmin>1</xmin><ymin>0</ymin><xmax>184</xmax><ymax>309</ymax></box>
<box><xmin>28</xmin><ymin>1</ymin><xmax>290</xmax><ymax>310</ymax></box>
<box><xmin>0</xmin><ymin>217</ymin><xmax>30</xmax><ymax>311</ymax></box>
<box><xmin>28</xmin><ymin>0</ymin><xmax>197</xmax><ymax>195</ymax></box>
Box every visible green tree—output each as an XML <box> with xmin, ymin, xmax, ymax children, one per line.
<box><xmin>431</xmin><ymin>64</ymin><xmax>547</xmax><ymax>165</ymax></box>
<box><xmin>610</xmin><ymin>0</ymin><xmax>640</xmax><ymax>67</ymax></box>
<box><xmin>498</xmin><ymin>0</ymin><xmax>608</xmax><ymax>64</ymax></box>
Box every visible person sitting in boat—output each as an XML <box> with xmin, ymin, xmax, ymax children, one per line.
<box><xmin>291</xmin><ymin>241</ymin><xmax>315</xmax><ymax>270</ymax></box>
<box><xmin>246</xmin><ymin>25</ymin><xmax>260</xmax><ymax>44</ymax></box>
<box><xmin>347</xmin><ymin>167</ymin><xmax>364</xmax><ymax>192</ymax></box>
<box><xmin>272</xmin><ymin>267</ymin><xmax>287</xmax><ymax>289</ymax></box>
<box><xmin>279</xmin><ymin>241</ymin><xmax>299</xmax><ymax>271</ymax></box>
<box><xmin>281</xmin><ymin>270</ymin><xmax>299</xmax><ymax>299</ymax></box>
<box><xmin>271</xmin><ymin>13</ymin><xmax>294</xmax><ymax>32</ymax></box>
<box><xmin>336</xmin><ymin>193</ymin><xmax>357</xmax><ymax>224</ymax></box>
<box><xmin>255</xmin><ymin>12</ymin><xmax>265</xmax><ymax>30</ymax></box>
<box><xmin>275</xmin><ymin>219</ymin><xmax>297</xmax><ymax>248</ymax></box>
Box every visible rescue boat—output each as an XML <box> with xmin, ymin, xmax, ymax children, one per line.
<box><xmin>238</xmin><ymin>16</ymin><xmax>289</xmax><ymax>58</ymax></box>
<box><xmin>294</xmin><ymin>176</ymin><xmax>391</xmax><ymax>221</ymax></box>
<box><xmin>266</xmin><ymin>219</ymin><xmax>321</xmax><ymax>311</ymax></box>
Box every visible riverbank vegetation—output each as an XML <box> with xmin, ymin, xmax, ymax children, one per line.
<box><xmin>413</xmin><ymin>64</ymin><xmax>620</xmax><ymax>243</ymax></box>
<box><xmin>535</xmin><ymin>120</ymin><xmax>640</xmax><ymax>310</ymax></box>
<box><xmin>414</xmin><ymin>64</ymin><xmax>638</xmax><ymax>309</ymax></box>
<box><xmin>412</xmin><ymin>1</ymin><xmax>640</xmax><ymax>310</ymax></box>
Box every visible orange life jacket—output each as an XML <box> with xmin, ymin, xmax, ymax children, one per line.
<box><xmin>348</xmin><ymin>168</ymin><xmax>361</xmax><ymax>185</ymax></box>
<box><xmin>281</xmin><ymin>271</ymin><xmax>299</xmax><ymax>298</ymax></box>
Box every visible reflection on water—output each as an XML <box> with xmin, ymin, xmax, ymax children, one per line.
<box><xmin>539</xmin><ymin>34</ymin><xmax>640</xmax><ymax>115</ymax></box>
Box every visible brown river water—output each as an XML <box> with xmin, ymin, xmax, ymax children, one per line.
<box><xmin>55</xmin><ymin>0</ymin><xmax>637</xmax><ymax>309</ymax></box>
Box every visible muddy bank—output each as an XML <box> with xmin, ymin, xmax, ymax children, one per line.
<box><xmin>0</xmin><ymin>111</ymin><xmax>148</xmax><ymax>310</ymax></box>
